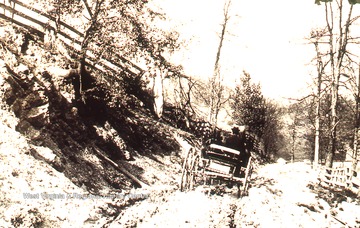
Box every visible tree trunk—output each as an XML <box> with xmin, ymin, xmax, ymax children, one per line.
<box><xmin>353</xmin><ymin>127</ymin><xmax>359</xmax><ymax>174</ymax></box>
<box><xmin>291</xmin><ymin>130</ymin><xmax>295</xmax><ymax>163</ymax></box>
<box><xmin>324</xmin><ymin>1</ymin><xmax>336</xmax><ymax>168</ymax></box>
<box><xmin>208</xmin><ymin>0</ymin><xmax>231</xmax><ymax>128</ymax></box>
<box><xmin>327</xmin><ymin>75</ymin><xmax>339</xmax><ymax>168</ymax></box>
<box><xmin>314</xmin><ymin>42</ymin><xmax>322</xmax><ymax>166</ymax></box>
<box><xmin>321</xmin><ymin>0</ymin><xmax>353</xmax><ymax>168</ymax></box>
<box><xmin>353</xmin><ymin>65</ymin><xmax>360</xmax><ymax>176</ymax></box>
<box><xmin>291</xmin><ymin>114</ymin><xmax>297</xmax><ymax>163</ymax></box>
<box><xmin>314</xmin><ymin>102</ymin><xmax>320</xmax><ymax>165</ymax></box>
<box><xmin>153</xmin><ymin>69</ymin><xmax>164</xmax><ymax>119</ymax></box>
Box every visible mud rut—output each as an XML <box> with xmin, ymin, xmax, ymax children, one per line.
<box><xmin>106</xmin><ymin>163</ymin><xmax>295</xmax><ymax>227</ymax></box>
<box><xmin>108</xmin><ymin>162</ymin><xmax>360</xmax><ymax>227</ymax></box>
<box><xmin>109</xmin><ymin>186</ymin><xmax>240</xmax><ymax>227</ymax></box>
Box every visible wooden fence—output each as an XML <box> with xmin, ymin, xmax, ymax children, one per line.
<box><xmin>318</xmin><ymin>162</ymin><xmax>360</xmax><ymax>195</ymax></box>
<box><xmin>0</xmin><ymin>0</ymin><xmax>143</xmax><ymax>79</ymax></box>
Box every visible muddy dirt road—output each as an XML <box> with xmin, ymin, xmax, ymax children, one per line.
<box><xmin>110</xmin><ymin>162</ymin><xmax>360</xmax><ymax>227</ymax></box>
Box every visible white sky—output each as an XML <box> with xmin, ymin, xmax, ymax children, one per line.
<box><xmin>152</xmin><ymin>0</ymin><xmax>360</xmax><ymax>102</ymax></box>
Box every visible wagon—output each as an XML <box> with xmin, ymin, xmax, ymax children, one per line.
<box><xmin>180</xmin><ymin>142</ymin><xmax>253</xmax><ymax>197</ymax></box>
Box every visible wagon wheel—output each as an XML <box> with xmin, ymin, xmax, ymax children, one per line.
<box><xmin>240</xmin><ymin>156</ymin><xmax>253</xmax><ymax>197</ymax></box>
<box><xmin>180</xmin><ymin>148</ymin><xmax>195</xmax><ymax>191</ymax></box>
<box><xmin>189</xmin><ymin>154</ymin><xmax>200</xmax><ymax>190</ymax></box>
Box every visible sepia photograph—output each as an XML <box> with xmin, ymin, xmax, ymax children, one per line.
<box><xmin>0</xmin><ymin>0</ymin><xmax>359</xmax><ymax>227</ymax></box>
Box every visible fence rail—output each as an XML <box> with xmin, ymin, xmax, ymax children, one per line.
<box><xmin>0</xmin><ymin>0</ymin><xmax>143</xmax><ymax>78</ymax></box>
<box><xmin>318</xmin><ymin>163</ymin><xmax>360</xmax><ymax>195</ymax></box>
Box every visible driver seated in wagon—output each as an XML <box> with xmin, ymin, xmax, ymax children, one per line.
<box><xmin>224</xmin><ymin>125</ymin><xmax>251</xmax><ymax>177</ymax></box>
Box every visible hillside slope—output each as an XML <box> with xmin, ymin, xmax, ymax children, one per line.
<box><xmin>0</xmin><ymin>105</ymin><xmax>182</xmax><ymax>227</ymax></box>
<box><xmin>0</xmin><ymin>18</ymin><xmax>186</xmax><ymax>227</ymax></box>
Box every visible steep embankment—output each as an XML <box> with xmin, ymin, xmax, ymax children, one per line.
<box><xmin>0</xmin><ymin>109</ymin><xmax>106</xmax><ymax>227</ymax></box>
<box><xmin>0</xmin><ymin>108</ymin><xmax>181</xmax><ymax>227</ymax></box>
<box><xmin>0</xmin><ymin>19</ymin><xmax>185</xmax><ymax>227</ymax></box>
<box><xmin>0</xmin><ymin>19</ymin><xmax>181</xmax><ymax>184</ymax></box>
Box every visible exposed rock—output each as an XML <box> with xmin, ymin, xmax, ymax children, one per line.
<box><xmin>26</xmin><ymin>104</ymin><xmax>49</xmax><ymax>128</ymax></box>
<box><xmin>30</xmin><ymin>145</ymin><xmax>56</xmax><ymax>163</ymax></box>
<box><xmin>45</xmin><ymin>65</ymin><xmax>76</xmax><ymax>79</ymax></box>
<box><xmin>94</xmin><ymin>121</ymin><xmax>131</xmax><ymax>160</ymax></box>
<box><xmin>14</xmin><ymin>63</ymin><xmax>29</xmax><ymax>76</ymax></box>
<box><xmin>10</xmin><ymin>207</ymin><xmax>45</xmax><ymax>228</ymax></box>
<box><xmin>15</xmin><ymin>120</ymin><xmax>41</xmax><ymax>140</ymax></box>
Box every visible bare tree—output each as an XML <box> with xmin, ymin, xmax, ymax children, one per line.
<box><xmin>316</xmin><ymin>0</ymin><xmax>356</xmax><ymax>167</ymax></box>
<box><xmin>287</xmin><ymin>103</ymin><xmax>303</xmax><ymax>163</ymax></box>
<box><xmin>174</xmin><ymin>75</ymin><xmax>198</xmax><ymax>123</ymax></box>
<box><xmin>308</xmin><ymin>29</ymin><xmax>329</xmax><ymax>165</ymax></box>
<box><xmin>208</xmin><ymin>0</ymin><xmax>232</xmax><ymax>129</ymax></box>
<box><xmin>343</xmin><ymin>61</ymin><xmax>360</xmax><ymax>175</ymax></box>
<box><xmin>352</xmin><ymin>64</ymin><xmax>360</xmax><ymax>174</ymax></box>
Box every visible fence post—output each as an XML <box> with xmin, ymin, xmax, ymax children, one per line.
<box><xmin>10</xmin><ymin>0</ymin><xmax>14</xmax><ymax>23</ymax></box>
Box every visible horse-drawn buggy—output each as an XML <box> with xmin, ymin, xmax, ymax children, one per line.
<box><xmin>180</xmin><ymin>126</ymin><xmax>255</xmax><ymax>197</ymax></box>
